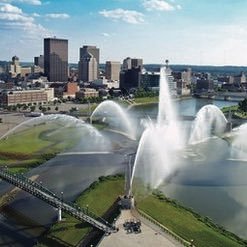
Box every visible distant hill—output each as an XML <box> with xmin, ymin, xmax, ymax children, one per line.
<box><xmin>144</xmin><ymin>64</ymin><xmax>247</xmax><ymax>75</ymax></box>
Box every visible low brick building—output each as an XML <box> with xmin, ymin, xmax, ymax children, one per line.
<box><xmin>0</xmin><ymin>88</ymin><xmax>54</xmax><ymax>106</ymax></box>
<box><xmin>75</xmin><ymin>88</ymin><xmax>99</xmax><ymax>99</ymax></box>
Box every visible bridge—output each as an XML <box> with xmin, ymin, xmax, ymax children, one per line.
<box><xmin>194</xmin><ymin>91</ymin><xmax>247</xmax><ymax>101</ymax></box>
<box><xmin>0</xmin><ymin>168</ymin><xmax>116</xmax><ymax>234</ymax></box>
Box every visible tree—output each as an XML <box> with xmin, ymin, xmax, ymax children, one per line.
<box><xmin>22</xmin><ymin>104</ymin><xmax>28</xmax><ymax>111</ymax></box>
<box><xmin>47</xmin><ymin>107</ymin><xmax>51</xmax><ymax>111</ymax></box>
<box><xmin>55</xmin><ymin>106</ymin><xmax>59</xmax><ymax>111</ymax></box>
<box><xmin>239</xmin><ymin>98</ymin><xmax>247</xmax><ymax>112</ymax></box>
<box><xmin>30</xmin><ymin>106</ymin><xmax>36</xmax><ymax>112</ymax></box>
<box><xmin>41</xmin><ymin>107</ymin><xmax>47</xmax><ymax>113</ymax></box>
<box><xmin>7</xmin><ymin>105</ymin><xmax>12</xmax><ymax>111</ymax></box>
<box><xmin>16</xmin><ymin>103</ymin><xmax>21</xmax><ymax>112</ymax></box>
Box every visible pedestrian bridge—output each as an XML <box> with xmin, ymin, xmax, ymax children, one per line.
<box><xmin>0</xmin><ymin>168</ymin><xmax>116</xmax><ymax>234</ymax></box>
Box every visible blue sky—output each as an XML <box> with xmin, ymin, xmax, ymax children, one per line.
<box><xmin>1</xmin><ymin>0</ymin><xmax>247</xmax><ymax>65</ymax></box>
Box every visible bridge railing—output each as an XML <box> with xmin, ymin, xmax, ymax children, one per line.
<box><xmin>0</xmin><ymin>168</ymin><xmax>115</xmax><ymax>233</ymax></box>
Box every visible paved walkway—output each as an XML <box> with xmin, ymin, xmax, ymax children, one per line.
<box><xmin>0</xmin><ymin>113</ymin><xmax>27</xmax><ymax>137</ymax></box>
<box><xmin>99</xmin><ymin>210</ymin><xmax>183</xmax><ymax>247</ymax></box>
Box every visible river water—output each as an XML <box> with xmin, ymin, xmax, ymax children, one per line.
<box><xmin>131</xmin><ymin>98</ymin><xmax>247</xmax><ymax>239</ymax></box>
<box><xmin>0</xmin><ymin>98</ymin><xmax>246</xmax><ymax>245</ymax></box>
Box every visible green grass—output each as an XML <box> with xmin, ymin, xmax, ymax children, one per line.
<box><xmin>8</xmin><ymin>167</ymin><xmax>30</xmax><ymax>173</ymax></box>
<box><xmin>221</xmin><ymin>105</ymin><xmax>247</xmax><ymax>119</ymax></box>
<box><xmin>0</xmin><ymin>125</ymin><xmax>81</xmax><ymax>154</ymax></box>
<box><xmin>0</xmin><ymin>126</ymin><xmax>51</xmax><ymax>154</ymax></box>
<box><xmin>0</xmin><ymin>124</ymin><xmax>82</xmax><ymax>173</ymax></box>
<box><xmin>221</xmin><ymin>105</ymin><xmax>238</xmax><ymax>114</ymax></box>
<box><xmin>136</xmin><ymin>192</ymin><xmax>246</xmax><ymax>247</ymax></box>
<box><xmin>134</xmin><ymin>96</ymin><xmax>159</xmax><ymax>104</ymax></box>
<box><xmin>38</xmin><ymin>175</ymin><xmax>124</xmax><ymax>247</ymax></box>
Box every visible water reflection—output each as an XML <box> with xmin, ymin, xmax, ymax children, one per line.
<box><xmin>160</xmin><ymin>138</ymin><xmax>247</xmax><ymax>238</ymax></box>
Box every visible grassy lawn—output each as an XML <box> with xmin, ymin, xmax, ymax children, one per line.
<box><xmin>134</xmin><ymin>96</ymin><xmax>159</xmax><ymax>104</ymax></box>
<box><xmin>221</xmin><ymin>105</ymin><xmax>238</xmax><ymax>114</ymax></box>
<box><xmin>37</xmin><ymin>175</ymin><xmax>124</xmax><ymax>247</ymax></box>
<box><xmin>35</xmin><ymin>177</ymin><xmax>247</xmax><ymax>247</ymax></box>
<box><xmin>0</xmin><ymin>125</ymin><xmax>81</xmax><ymax>154</ymax></box>
<box><xmin>136</xmin><ymin>192</ymin><xmax>246</xmax><ymax>247</ymax></box>
<box><xmin>0</xmin><ymin>124</ymin><xmax>82</xmax><ymax>173</ymax></box>
<box><xmin>0</xmin><ymin>126</ymin><xmax>52</xmax><ymax>154</ymax></box>
<box><xmin>221</xmin><ymin>105</ymin><xmax>247</xmax><ymax>119</ymax></box>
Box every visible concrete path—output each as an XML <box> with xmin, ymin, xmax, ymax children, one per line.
<box><xmin>99</xmin><ymin>210</ymin><xmax>183</xmax><ymax>247</ymax></box>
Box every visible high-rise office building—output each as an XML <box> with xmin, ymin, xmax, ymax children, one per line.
<box><xmin>131</xmin><ymin>58</ymin><xmax>143</xmax><ymax>69</ymax></box>
<box><xmin>120</xmin><ymin>57</ymin><xmax>143</xmax><ymax>90</ymax></box>
<box><xmin>79</xmin><ymin>45</ymin><xmax>99</xmax><ymax>78</ymax></box>
<box><xmin>122</xmin><ymin>57</ymin><xmax>143</xmax><ymax>71</ymax></box>
<box><xmin>9</xmin><ymin>55</ymin><xmax>21</xmax><ymax>78</ymax></box>
<box><xmin>78</xmin><ymin>52</ymin><xmax>98</xmax><ymax>82</ymax></box>
<box><xmin>105</xmin><ymin>61</ymin><xmax>121</xmax><ymax>81</ymax></box>
<box><xmin>44</xmin><ymin>37</ymin><xmax>68</xmax><ymax>82</ymax></box>
<box><xmin>34</xmin><ymin>55</ymin><xmax>44</xmax><ymax>68</ymax></box>
<box><xmin>122</xmin><ymin>57</ymin><xmax>132</xmax><ymax>71</ymax></box>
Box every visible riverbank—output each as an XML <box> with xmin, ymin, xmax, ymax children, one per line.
<box><xmin>221</xmin><ymin>104</ymin><xmax>247</xmax><ymax>120</ymax></box>
<box><xmin>35</xmin><ymin>175</ymin><xmax>247</xmax><ymax>247</ymax></box>
<box><xmin>126</xmin><ymin>95</ymin><xmax>192</xmax><ymax>110</ymax></box>
<box><xmin>36</xmin><ymin>175</ymin><xmax>124</xmax><ymax>247</ymax></box>
<box><xmin>136</xmin><ymin>190</ymin><xmax>247</xmax><ymax>247</ymax></box>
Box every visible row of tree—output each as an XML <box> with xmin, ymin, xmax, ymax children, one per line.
<box><xmin>3</xmin><ymin>104</ymin><xmax>59</xmax><ymax>113</ymax></box>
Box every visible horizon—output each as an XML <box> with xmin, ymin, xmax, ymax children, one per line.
<box><xmin>13</xmin><ymin>61</ymin><xmax>247</xmax><ymax>68</ymax></box>
<box><xmin>1</xmin><ymin>0</ymin><xmax>247</xmax><ymax>66</ymax></box>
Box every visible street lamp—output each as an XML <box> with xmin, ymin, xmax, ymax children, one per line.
<box><xmin>190</xmin><ymin>239</ymin><xmax>194</xmax><ymax>247</ymax></box>
<box><xmin>61</xmin><ymin>191</ymin><xmax>64</xmax><ymax>206</ymax></box>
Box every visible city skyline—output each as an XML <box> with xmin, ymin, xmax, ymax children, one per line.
<box><xmin>0</xmin><ymin>0</ymin><xmax>247</xmax><ymax>65</ymax></box>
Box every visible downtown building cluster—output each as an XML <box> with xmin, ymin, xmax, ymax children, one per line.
<box><xmin>1</xmin><ymin>37</ymin><xmax>246</xmax><ymax>107</ymax></box>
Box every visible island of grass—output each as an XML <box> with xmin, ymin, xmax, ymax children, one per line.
<box><xmin>36</xmin><ymin>175</ymin><xmax>125</xmax><ymax>247</ymax></box>
<box><xmin>0</xmin><ymin>123</ymin><xmax>83</xmax><ymax>173</ymax></box>
<box><xmin>35</xmin><ymin>175</ymin><xmax>246</xmax><ymax>247</ymax></box>
<box><xmin>221</xmin><ymin>98</ymin><xmax>247</xmax><ymax>119</ymax></box>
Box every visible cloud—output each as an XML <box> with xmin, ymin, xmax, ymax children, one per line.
<box><xmin>102</xmin><ymin>32</ymin><xmax>110</xmax><ymax>37</ymax></box>
<box><xmin>143</xmin><ymin>0</ymin><xmax>181</xmax><ymax>11</ymax></box>
<box><xmin>0</xmin><ymin>3</ymin><xmax>50</xmax><ymax>38</ymax></box>
<box><xmin>18</xmin><ymin>0</ymin><xmax>41</xmax><ymax>5</ymax></box>
<box><xmin>99</xmin><ymin>8</ymin><xmax>144</xmax><ymax>24</ymax></box>
<box><xmin>45</xmin><ymin>13</ymin><xmax>70</xmax><ymax>19</ymax></box>
<box><xmin>0</xmin><ymin>3</ymin><xmax>22</xmax><ymax>13</ymax></box>
<box><xmin>0</xmin><ymin>12</ymin><xmax>33</xmax><ymax>22</ymax></box>
<box><xmin>0</xmin><ymin>0</ymin><xmax>42</xmax><ymax>5</ymax></box>
<box><xmin>32</xmin><ymin>12</ymin><xmax>40</xmax><ymax>17</ymax></box>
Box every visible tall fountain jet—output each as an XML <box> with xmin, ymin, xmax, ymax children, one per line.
<box><xmin>130</xmin><ymin>61</ymin><xmax>184</xmax><ymax>190</ymax></box>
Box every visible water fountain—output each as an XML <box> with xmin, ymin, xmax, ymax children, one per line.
<box><xmin>0</xmin><ymin>113</ymin><xmax>103</xmax><ymax>153</ymax></box>
<box><xmin>90</xmin><ymin>100</ymin><xmax>136</xmax><ymax>140</ymax></box>
<box><xmin>130</xmin><ymin>63</ymin><xmax>184</xmax><ymax>194</ymax></box>
<box><xmin>129</xmin><ymin>63</ymin><xmax>235</xmax><ymax>197</ymax></box>
<box><xmin>189</xmin><ymin>105</ymin><xmax>228</xmax><ymax>144</ymax></box>
<box><xmin>231</xmin><ymin>123</ymin><xmax>247</xmax><ymax>160</ymax></box>
<box><xmin>0</xmin><ymin>114</ymin><xmax>102</xmax><ymax>141</ymax></box>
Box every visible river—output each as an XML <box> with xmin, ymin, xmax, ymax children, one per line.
<box><xmin>0</xmin><ymin>97</ymin><xmax>245</xmax><ymax>245</ymax></box>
